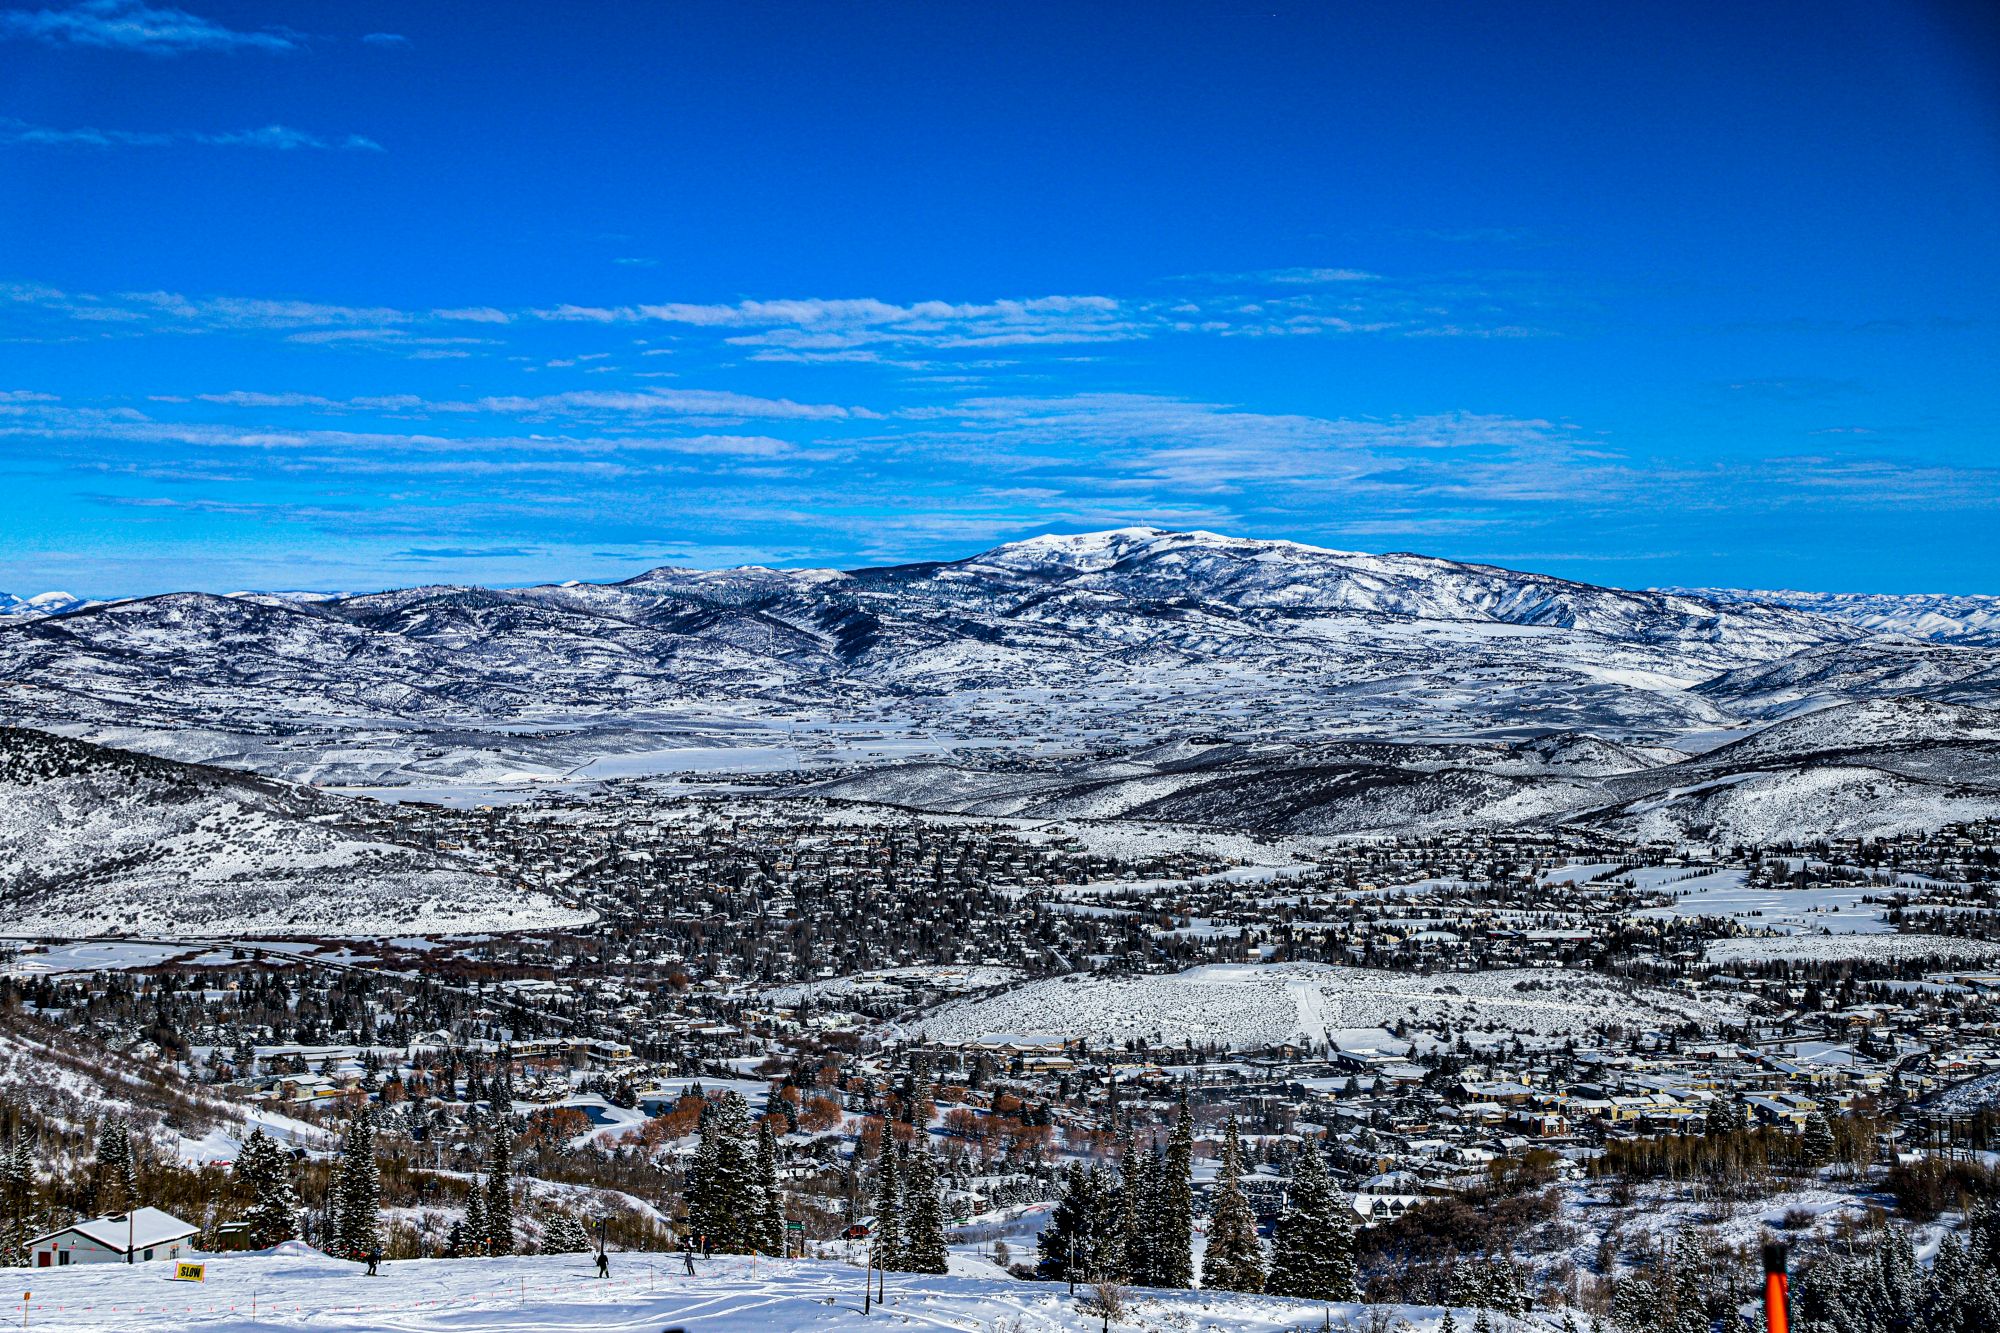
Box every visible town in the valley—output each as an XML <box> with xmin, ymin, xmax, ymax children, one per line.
<box><xmin>3</xmin><ymin>784</ymin><xmax>1997</xmax><ymax>1329</ymax></box>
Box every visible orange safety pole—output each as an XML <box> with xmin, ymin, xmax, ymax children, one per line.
<box><xmin>1763</xmin><ymin>1240</ymin><xmax>1790</xmax><ymax>1333</ymax></box>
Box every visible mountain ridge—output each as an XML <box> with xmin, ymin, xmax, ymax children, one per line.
<box><xmin>0</xmin><ymin>726</ymin><xmax>592</xmax><ymax>938</ymax></box>
<box><xmin>1</xmin><ymin>528</ymin><xmax>1994</xmax><ymax>792</ymax></box>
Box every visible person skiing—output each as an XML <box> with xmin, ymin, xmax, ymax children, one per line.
<box><xmin>682</xmin><ymin>1239</ymin><xmax>697</xmax><ymax>1276</ymax></box>
<box><xmin>594</xmin><ymin>1249</ymin><xmax>610</xmax><ymax>1280</ymax></box>
<box><xmin>365</xmin><ymin>1247</ymin><xmax>381</xmax><ymax>1277</ymax></box>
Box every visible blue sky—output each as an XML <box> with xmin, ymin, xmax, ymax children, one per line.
<box><xmin>2</xmin><ymin>0</ymin><xmax>1997</xmax><ymax>597</ymax></box>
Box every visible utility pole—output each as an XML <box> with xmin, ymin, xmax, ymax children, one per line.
<box><xmin>1763</xmin><ymin>1239</ymin><xmax>1791</xmax><ymax>1333</ymax></box>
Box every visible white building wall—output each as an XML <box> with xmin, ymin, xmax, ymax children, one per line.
<box><xmin>29</xmin><ymin>1231</ymin><xmax>191</xmax><ymax>1267</ymax></box>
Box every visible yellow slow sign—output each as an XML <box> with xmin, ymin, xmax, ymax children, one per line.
<box><xmin>173</xmin><ymin>1262</ymin><xmax>205</xmax><ymax>1282</ymax></box>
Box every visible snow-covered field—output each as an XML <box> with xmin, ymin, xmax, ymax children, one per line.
<box><xmin>1627</xmin><ymin>871</ymin><xmax>1894</xmax><ymax>934</ymax></box>
<box><xmin>1704</xmin><ymin>934</ymin><xmax>2000</xmax><ymax>965</ymax></box>
<box><xmin>7</xmin><ymin>1247</ymin><xmax>1444</xmax><ymax>1332</ymax></box>
<box><xmin>756</xmin><ymin>965</ymin><xmax>1023</xmax><ymax>1006</ymax></box>
<box><xmin>916</xmin><ymin>961</ymin><xmax>1745</xmax><ymax>1049</ymax></box>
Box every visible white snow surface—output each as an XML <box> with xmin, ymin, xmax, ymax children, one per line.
<box><xmin>916</xmin><ymin>961</ymin><xmax>1744</xmax><ymax>1049</ymax></box>
<box><xmin>1704</xmin><ymin>934</ymin><xmax>2000</xmax><ymax>965</ymax></box>
<box><xmin>2</xmin><ymin>1247</ymin><xmax>1462</xmax><ymax>1332</ymax></box>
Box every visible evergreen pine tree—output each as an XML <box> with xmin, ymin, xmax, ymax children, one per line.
<box><xmin>1134</xmin><ymin>1142</ymin><xmax>1168</xmax><ymax>1286</ymax></box>
<box><xmin>539</xmin><ymin>1204</ymin><xmax>592</xmax><ymax>1253</ymax></box>
<box><xmin>1086</xmin><ymin>1162</ymin><xmax>1121</xmax><ymax>1281</ymax></box>
<box><xmin>685</xmin><ymin>1093</ymin><xmax>758</xmax><ymax>1253</ymax></box>
<box><xmin>687</xmin><ymin>1112</ymin><xmax>721</xmax><ymax>1249</ymax></box>
<box><xmin>1201</xmin><ymin>1118</ymin><xmax>1264</xmax><ymax>1292</ymax></box>
<box><xmin>1038</xmin><ymin>1161</ymin><xmax>1094</xmax><ymax>1282</ymax></box>
<box><xmin>872</xmin><ymin>1139</ymin><xmax>904</xmax><ymax>1271</ymax></box>
<box><xmin>1109</xmin><ymin>1126</ymin><xmax>1140</xmax><ymax>1283</ymax></box>
<box><xmin>1267</xmin><ymin>1137</ymin><xmax>1354</xmax><ymax>1300</ymax></box>
<box><xmin>332</xmin><ymin>1113</ymin><xmax>381</xmax><ymax>1260</ymax></box>
<box><xmin>1611</xmin><ymin>1273</ymin><xmax>1659</xmax><ymax>1333</ymax></box>
<box><xmin>0</xmin><ymin>1138</ymin><xmax>31</xmax><ymax>1268</ymax></box>
<box><xmin>1920</xmin><ymin>1235</ymin><xmax>1976</xmax><ymax>1332</ymax></box>
<box><xmin>1450</xmin><ymin>1261</ymin><xmax>1492</xmax><ymax>1311</ymax></box>
<box><xmin>755</xmin><ymin>1118</ymin><xmax>784</xmax><ymax>1256</ymax></box>
<box><xmin>93</xmin><ymin>1121</ymin><xmax>134</xmax><ymax>1215</ymax></box>
<box><xmin>485</xmin><ymin>1125</ymin><xmax>515</xmax><ymax>1255</ymax></box>
<box><xmin>1438</xmin><ymin>1310</ymin><xmax>1457</xmax><ymax>1333</ymax></box>
<box><xmin>461</xmin><ymin>1180</ymin><xmax>489</xmax><ymax>1257</ymax></box>
<box><xmin>117</xmin><ymin>1125</ymin><xmax>140</xmax><ymax>1213</ymax></box>
<box><xmin>236</xmin><ymin>1128</ymin><xmax>301</xmax><ymax>1249</ymax></box>
<box><xmin>901</xmin><ymin>1145</ymin><xmax>949</xmax><ymax>1275</ymax></box>
<box><xmin>1158</xmin><ymin>1099</ymin><xmax>1195</xmax><ymax>1290</ymax></box>
<box><xmin>1801</xmin><ymin>1109</ymin><xmax>1836</xmax><ymax>1167</ymax></box>
<box><xmin>1664</xmin><ymin>1230</ymin><xmax>1707</xmax><ymax>1333</ymax></box>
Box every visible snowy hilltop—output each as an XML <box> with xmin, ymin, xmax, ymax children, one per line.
<box><xmin>0</xmin><ymin>524</ymin><xmax>1992</xmax><ymax>836</ymax></box>
<box><xmin>0</xmin><ymin>727</ymin><xmax>591</xmax><ymax>937</ymax></box>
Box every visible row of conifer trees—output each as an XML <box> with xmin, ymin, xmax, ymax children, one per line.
<box><xmin>1036</xmin><ymin>1105</ymin><xmax>1356</xmax><ymax>1298</ymax></box>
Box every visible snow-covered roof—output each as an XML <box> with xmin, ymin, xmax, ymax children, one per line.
<box><xmin>25</xmin><ymin>1207</ymin><xmax>197</xmax><ymax>1252</ymax></box>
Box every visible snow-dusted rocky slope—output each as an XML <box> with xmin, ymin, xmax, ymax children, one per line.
<box><xmin>805</xmin><ymin>698</ymin><xmax>2000</xmax><ymax>842</ymax></box>
<box><xmin>0</xmin><ymin>728</ymin><xmax>591</xmax><ymax>937</ymax></box>
<box><xmin>1678</xmin><ymin>586</ymin><xmax>2000</xmax><ymax>646</ymax></box>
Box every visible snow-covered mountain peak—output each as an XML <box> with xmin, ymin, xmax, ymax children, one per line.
<box><xmin>0</xmin><ymin>590</ymin><xmax>85</xmax><ymax>621</ymax></box>
<box><xmin>964</xmin><ymin>526</ymin><xmax>1361</xmax><ymax>576</ymax></box>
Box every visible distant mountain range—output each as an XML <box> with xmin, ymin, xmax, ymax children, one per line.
<box><xmin>1664</xmin><ymin>587</ymin><xmax>2000</xmax><ymax>646</ymax></box>
<box><xmin>1</xmin><ymin>528</ymin><xmax>1996</xmax><ymax>827</ymax></box>
<box><xmin>0</xmin><ymin>590</ymin><xmax>84</xmax><ymax>620</ymax></box>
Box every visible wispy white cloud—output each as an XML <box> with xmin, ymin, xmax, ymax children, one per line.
<box><xmin>2</xmin><ymin>118</ymin><xmax>380</xmax><ymax>151</ymax></box>
<box><xmin>0</xmin><ymin>0</ymin><xmax>298</xmax><ymax>53</ymax></box>
<box><xmin>531</xmin><ymin>294</ymin><xmax>1150</xmax><ymax>351</ymax></box>
<box><xmin>133</xmin><ymin>384</ymin><xmax>871</xmax><ymax>424</ymax></box>
<box><xmin>1177</xmin><ymin>266</ymin><xmax>1381</xmax><ymax>285</ymax></box>
<box><xmin>118</xmin><ymin>291</ymin><xmax>413</xmax><ymax>329</ymax></box>
<box><xmin>4</xmin><ymin>275</ymin><xmax>1545</xmax><ymax>351</ymax></box>
<box><xmin>468</xmin><ymin>389</ymin><xmax>868</xmax><ymax>422</ymax></box>
<box><xmin>0</xmin><ymin>399</ymin><xmax>830</xmax><ymax>461</ymax></box>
